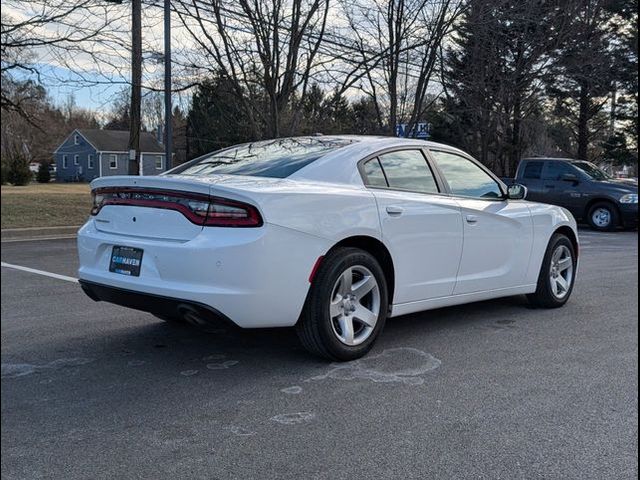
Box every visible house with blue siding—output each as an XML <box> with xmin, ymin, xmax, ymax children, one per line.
<box><xmin>54</xmin><ymin>129</ymin><xmax>167</xmax><ymax>182</ymax></box>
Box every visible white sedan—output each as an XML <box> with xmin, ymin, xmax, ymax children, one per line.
<box><xmin>78</xmin><ymin>136</ymin><xmax>578</xmax><ymax>360</ymax></box>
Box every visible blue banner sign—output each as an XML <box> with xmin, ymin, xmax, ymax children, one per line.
<box><xmin>396</xmin><ymin>122</ymin><xmax>430</xmax><ymax>139</ymax></box>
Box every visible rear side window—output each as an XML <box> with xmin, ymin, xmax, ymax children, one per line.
<box><xmin>363</xmin><ymin>158</ymin><xmax>387</xmax><ymax>187</ymax></box>
<box><xmin>523</xmin><ymin>161</ymin><xmax>543</xmax><ymax>179</ymax></box>
<box><xmin>172</xmin><ymin>137</ymin><xmax>356</xmax><ymax>179</ymax></box>
<box><xmin>376</xmin><ymin>150</ymin><xmax>439</xmax><ymax>194</ymax></box>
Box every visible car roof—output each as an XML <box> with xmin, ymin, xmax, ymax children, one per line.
<box><xmin>288</xmin><ymin>135</ymin><xmax>471</xmax><ymax>160</ymax></box>
<box><xmin>313</xmin><ymin>134</ymin><xmax>466</xmax><ymax>151</ymax></box>
<box><xmin>521</xmin><ymin>157</ymin><xmax>587</xmax><ymax>162</ymax></box>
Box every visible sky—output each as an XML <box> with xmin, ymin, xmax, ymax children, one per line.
<box><xmin>4</xmin><ymin>0</ymin><xmax>167</xmax><ymax>110</ymax></box>
<box><xmin>4</xmin><ymin>0</ymin><xmax>445</xmax><ymax>115</ymax></box>
<box><xmin>29</xmin><ymin>64</ymin><xmax>125</xmax><ymax>109</ymax></box>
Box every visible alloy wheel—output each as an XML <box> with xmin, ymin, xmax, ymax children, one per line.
<box><xmin>329</xmin><ymin>265</ymin><xmax>381</xmax><ymax>346</ymax></box>
<box><xmin>549</xmin><ymin>245</ymin><xmax>574</xmax><ymax>299</ymax></box>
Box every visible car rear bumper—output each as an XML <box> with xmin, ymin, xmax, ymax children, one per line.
<box><xmin>80</xmin><ymin>280</ymin><xmax>237</xmax><ymax>327</ymax></box>
<box><xmin>77</xmin><ymin>219</ymin><xmax>330</xmax><ymax>328</ymax></box>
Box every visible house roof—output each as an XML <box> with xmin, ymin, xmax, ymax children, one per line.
<box><xmin>78</xmin><ymin>129</ymin><xmax>165</xmax><ymax>153</ymax></box>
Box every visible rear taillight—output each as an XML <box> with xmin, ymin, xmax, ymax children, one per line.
<box><xmin>91</xmin><ymin>191</ymin><xmax>104</xmax><ymax>215</ymax></box>
<box><xmin>200</xmin><ymin>198</ymin><xmax>263</xmax><ymax>227</ymax></box>
<box><xmin>91</xmin><ymin>188</ymin><xmax>262</xmax><ymax>227</ymax></box>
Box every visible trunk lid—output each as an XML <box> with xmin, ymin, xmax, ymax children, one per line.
<box><xmin>90</xmin><ymin>176</ymin><xmax>213</xmax><ymax>241</ymax></box>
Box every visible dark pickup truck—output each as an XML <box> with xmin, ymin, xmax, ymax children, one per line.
<box><xmin>506</xmin><ymin>158</ymin><xmax>638</xmax><ymax>231</ymax></box>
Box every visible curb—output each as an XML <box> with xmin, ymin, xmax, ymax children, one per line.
<box><xmin>1</xmin><ymin>225</ymin><xmax>80</xmax><ymax>241</ymax></box>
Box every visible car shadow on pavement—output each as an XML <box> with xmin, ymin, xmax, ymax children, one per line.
<box><xmin>69</xmin><ymin>294</ymin><xmax>533</xmax><ymax>372</ymax></box>
<box><xmin>382</xmin><ymin>294</ymin><xmax>531</xmax><ymax>340</ymax></box>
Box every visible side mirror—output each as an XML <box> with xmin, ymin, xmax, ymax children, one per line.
<box><xmin>507</xmin><ymin>183</ymin><xmax>527</xmax><ymax>200</ymax></box>
<box><xmin>561</xmin><ymin>173</ymin><xmax>579</xmax><ymax>184</ymax></box>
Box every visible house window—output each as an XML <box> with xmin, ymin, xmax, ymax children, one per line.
<box><xmin>109</xmin><ymin>155</ymin><xmax>118</xmax><ymax>169</ymax></box>
<box><xmin>74</xmin><ymin>155</ymin><xmax>80</xmax><ymax>166</ymax></box>
<box><xmin>62</xmin><ymin>155</ymin><xmax>68</xmax><ymax>168</ymax></box>
<box><xmin>88</xmin><ymin>154</ymin><xmax>94</xmax><ymax>169</ymax></box>
<box><xmin>74</xmin><ymin>134</ymin><xmax>80</xmax><ymax>145</ymax></box>
<box><xmin>155</xmin><ymin>155</ymin><xmax>163</xmax><ymax>170</ymax></box>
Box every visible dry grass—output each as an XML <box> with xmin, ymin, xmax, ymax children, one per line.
<box><xmin>1</xmin><ymin>183</ymin><xmax>92</xmax><ymax>229</ymax></box>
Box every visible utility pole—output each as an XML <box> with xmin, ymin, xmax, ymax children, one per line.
<box><xmin>164</xmin><ymin>0</ymin><xmax>172</xmax><ymax>170</ymax></box>
<box><xmin>127</xmin><ymin>0</ymin><xmax>142</xmax><ymax>175</ymax></box>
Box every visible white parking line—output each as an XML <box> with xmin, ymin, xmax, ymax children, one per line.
<box><xmin>0</xmin><ymin>262</ymin><xmax>78</xmax><ymax>283</ymax></box>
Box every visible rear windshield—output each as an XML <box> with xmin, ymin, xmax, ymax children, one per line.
<box><xmin>172</xmin><ymin>137</ymin><xmax>356</xmax><ymax>178</ymax></box>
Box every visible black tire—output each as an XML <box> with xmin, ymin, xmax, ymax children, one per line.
<box><xmin>527</xmin><ymin>233</ymin><xmax>577</xmax><ymax>308</ymax></box>
<box><xmin>586</xmin><ymin>201</ymin><xmax>619</xmax><ymax>231</ymax></box>
<box><xmin>296</xmin><ymin>247</ymin><xmax>389</xmax><ymax>361</ymax></box>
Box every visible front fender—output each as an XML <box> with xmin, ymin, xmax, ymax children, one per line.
<box><xmin>525</xmin><ymin>203</ymin><xmax>578</xmax><ymax>284</ymax></box>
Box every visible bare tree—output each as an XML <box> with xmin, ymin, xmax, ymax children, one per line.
<box><xmin>340</xmin><ymin>0</ymin><xmax>465</xmax><ymax>135</ymax></box>
<box><xmin>1</xmin><ymin>1</ymin><xmax>130</xmax><ymax>120</ymax></box>
<box><xmin>173</xmin><ymin>0</ymin><xmax>330</xmax><ymax>138</ymax></box>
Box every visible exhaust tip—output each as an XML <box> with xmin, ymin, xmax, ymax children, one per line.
<box><xmin>177</xmin><ymin>304</ymin><xmax>225</xmax><ymax>328</ymax></box>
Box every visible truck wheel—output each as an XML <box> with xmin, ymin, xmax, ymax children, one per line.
<box><xmin>587</xmin><ymin>202</ymin><xmax>618</xmax><ymax>231</ymax></box>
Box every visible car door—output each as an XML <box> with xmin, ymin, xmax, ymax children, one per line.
<box><xmin>541</xmin><ymin>161</ymin><xmax>584</xmax><ymax>216</ymax></box>
<box><xmin>428</xmin><ymin>149</ymin><xmax>533</xmax><ymax>295</ymax></box>
<box><xmin>361</xmin><ymin>149</ymin><xmax>464</xmax><ymax>304</ymax></box>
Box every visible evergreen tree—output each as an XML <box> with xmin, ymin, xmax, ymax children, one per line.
<box><xmin>545</xmin><ymin>0</ymin><xmax>635</xmax><ymax>160</ymax></box>
<box><xmin>445</xmin><ymin>0</ymin><xmax>571</xmax><ymax>174</ymax></box>
<box><xmin>36</xmin><ymin>162</ymin><xmax>51</xmax><ymax>183</ymax></box>
<box><xmin>186</xmin><ymin>77</ymin><xmax>258</xmax><ymax>159</ymax></box>
<box><xmin>5</xmin><ymin>152</ymin><xmax>31</xmax><ymax>185</ymax></box>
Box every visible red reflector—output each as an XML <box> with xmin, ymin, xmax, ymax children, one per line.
<box><xmin>308</xmin><ymin>256</ymin><xmax>324</xmax><ymax>283</ymax></box>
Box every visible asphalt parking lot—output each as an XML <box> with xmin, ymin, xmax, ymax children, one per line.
<box><xmin>1</xmin><ymin>230</ymin><xmax>638</xmax><ymax>480</ymax></box>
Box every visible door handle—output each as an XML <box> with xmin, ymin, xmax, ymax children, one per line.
<box><xmin>386</xmin><ymin>206</ymin><xmax>404</xmax><ymax>216</ymax></box>
<box><xmin>465</xmin><ymin>214</ymin><xmax>478</xmax><ymax>224</ymax></box>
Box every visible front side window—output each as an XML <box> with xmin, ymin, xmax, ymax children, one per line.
<box><xmin>62</xmin><ymin>155</ymin><xmax>68</xmax><ymax>168</ymax></box>
<box><xmin>430</xmin><ymin>150</ymin><xmax>502</xmax><ymax>199</ymax></box>
<box><xmin>88</xmin><ymin>155</ymin><xmax>94</xmax><ymax>169</ymax></box>
<box><xmin>571</xmin><ymin>161</ymin><xmax>610</xmax><ymax>181</ymax></box>
<box><xmin>74</xmin><ymin>134</ymin><xmax>80</xmax><ymax>145</ymax></box>
<box><xmin>376</xmin><ymin>150</ymin><xmax>439</xmax><ymax>194</ymax></box>
<box><xmin>74</xmin><ymin>155</ymin><xmax>80</xmax><ymax>166</ymax></box>
<box><xmin>155</xmin><ymin>155</ymin><xmax>163</xmax><ymax>170</ymax></box>
<box><xmin>109</xmin><ymin>155</ymin><xmax>118</xmax><ymax>169</ymax></box>
<box><xmin>175</xmin><ymin>137</ymin><xmax>357</xmax><ymax>179</ymax></box>
<box><xmin>542</xmin><ymin>162</ymin><xmax>573</xmax><ymax>180</ymax></box>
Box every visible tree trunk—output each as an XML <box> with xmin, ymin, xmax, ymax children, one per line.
<box><xmin>609</xmin><ymin>81</ymin><xmax>616</xmax><ymax>138</ymax></box>
<box><xmin>269</xmin><ymin>94</ymin><xmax>280</xmax><ymax>138</ymax></box>
<box><xmin>577</xmin><ymin>84</ymin><xmax>590</xmax><ymax>160</ymax></box>
<box><xmin>508</xmin><ymin>95</ymin><xmax>522</xmax><ymax>176</ymax></box>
